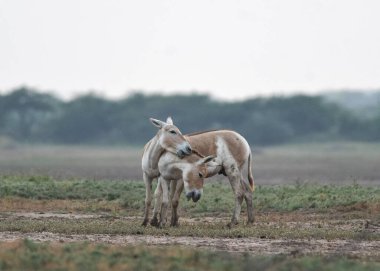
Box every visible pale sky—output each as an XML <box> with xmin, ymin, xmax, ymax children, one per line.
<box><xmin>1</xmin><ymin>0</ymin><xmax>380</xmax><ymax>100</ymax></box>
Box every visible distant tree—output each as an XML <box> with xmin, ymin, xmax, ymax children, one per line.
<box><xmin>0</xmin><ymin>87</ymin><xmax>378</xmax><ymax>145</ymax></box>
<box><xmin>0</xmin><ymin>87</ymin><xmax>59</xmax><ymax>141</ymax></box>
<box><xmin>49</xmin><ymin>94</ymin><xmax>114</xmax><ymax>143</ymax></box>
<box><xmin>367</xmin><ymin>113</ymin><xmax>380</xmax><ymax>141</ymax></box>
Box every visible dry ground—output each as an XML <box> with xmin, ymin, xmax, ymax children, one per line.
<box><xmin>0</xmin><ymin>207</ymin><xmax>379</xmax><ymax>260</ymax></box>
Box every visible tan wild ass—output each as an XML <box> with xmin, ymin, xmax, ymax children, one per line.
<box><xmin>155</xmin><ymin>130</ymin><xmax>255</xmax><ymax>227</ymax></box>
<box><xmin>151</xmin><ymin>152</ymin><xmax>220</xmax><ymax>227</ymax></box>
<box><xmin>142</xmin><ymin>117</ymin><xmax>255</xmax><ymax>227</ymax></box>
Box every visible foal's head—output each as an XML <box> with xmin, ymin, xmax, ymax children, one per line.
<box><xmin>150</xmin><ymin>117</ymin><xmax>192</xmax><ymax>158</ymax></box>
<box><xmin>183</xmin><ymin>155</ymin><xmax>216</xmax><ymax>202</ymax></box>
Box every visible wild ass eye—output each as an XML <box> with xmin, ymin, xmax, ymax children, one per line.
<box><xmin>169</xmin><ymin>130</ymin><xmax>177</xmax><ymax>135</ymax></box>
<box><xmin>198</xmin><ymin>172</ymin><xmax>204</xmax><ymax>178</ymax></box>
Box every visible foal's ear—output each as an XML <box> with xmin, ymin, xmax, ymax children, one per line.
<box><xmin>166</xmin><ymin>116</ymin><xmax>174</xmax><ymax>125</ymax></box>
<box><xmin>149</xmin><ymin>118</ymin><xmax>166</xmax><ymax>129</ymax></box>
<box><xmin>198</xmin><ymin>155</ymin><xmax>215</xmax><ymax>165</ymax></box>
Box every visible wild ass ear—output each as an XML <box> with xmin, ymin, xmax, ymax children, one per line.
<box><xmin>197</xmin><ymin>155</ymin><xmax>215</xmax><ymax>165</ymax></box>
<box><xmin>166</xmin><ymin>116</ymin><xmax>173</xmax><ymax>125</ymax></box>
<box><xmin>149</xmin><ymin>118</ymin><xmax>166</xmax><ymax>129</ymax></box>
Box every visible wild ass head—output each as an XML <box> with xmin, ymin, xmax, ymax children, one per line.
<box><xmin>150</xmin><ymin>117</ymin><xmax>192</xmax><ymax>158</ymax></box>
<box><xmin>183</xmin><ymin>155</ymin><xmax>216</xmax><ymax>202</ymax></box>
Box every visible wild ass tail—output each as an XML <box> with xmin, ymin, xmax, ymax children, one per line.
<box><xmin>247</xmin><ymin>152</ymin><xmax>255</xmax><ymax>192</ymax></box>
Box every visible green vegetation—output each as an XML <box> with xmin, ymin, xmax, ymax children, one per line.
<box><xmin>253</xmin><ymin>184</ymin><xmax>380</xmax><ymax>211</ymax></box>
<box><xmin>0</xmin><ymin>240</ymin><xmax>378</xmax><ymax>271</ymax></box>
<box><xmin>1</xmin><ymin>87</ymin><xmax>380</xmax><ymax>145</ymax></box>
<box><xmin>0</xmin><ymin>176</ymin><xmax>379</xmax><ymax>214</ymax></box>
<box><xmin>0</xmin><ymin>176</ymin><xmax>145</xmax><ymax>202</ymax></box>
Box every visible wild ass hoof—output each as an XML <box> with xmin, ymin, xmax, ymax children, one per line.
<box><xmin>247</xmin><ymin>218</ymin><xmax>255</xmax><ymax>225</ymax></box>
<box><xmin>226</xmin><ymin>221</ymin><xmax>239</xmax><ymax>229</ymax></box>
<box><xmin>170</xmin><ymin>219</ymin><xmax>180</xmax><ymax>227</ymax></box>
<box><xmin>141</xmin><ymin>219</ymin><xmax>149</xmax><ymax>227</ymax></box>
<box><xmin>150</xmin><ymin>217</ymin><xmax>159</xmax><ymax>227</ymax></box>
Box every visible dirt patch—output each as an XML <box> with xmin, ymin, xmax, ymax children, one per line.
<box><xmin>2</xmin><ymin>212</ymin><xmax>103</xmax><ymax>219</ymax></box>
<box><xmin>0</xmin><ymin>198</ymin><xmax>123</xmax><ymax>213</ymax></box>
<box><xmin>1</xmin><ymin>212</ymin><xmax>378</xmax><ymax>234</ymax></box>
<box><xmin>0</xmin><ymin>231</ymin><xmax>379</xmax><ymax>259</ymax></box>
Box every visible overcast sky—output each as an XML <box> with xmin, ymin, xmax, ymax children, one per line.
<box><xmin>1</xmin><ymin>0</ymin><xmax>380</xmax><ymax>100</ymax></box>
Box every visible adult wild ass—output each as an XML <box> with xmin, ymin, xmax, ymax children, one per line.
<box><xmin>151</xmin><ymin>152</ymin><xmax>219</xmax><ymax>227</ymax></box>
<box><xmin>142</xmin><ymin>117</ymin><xmax>255</xmax><ymax>227</ymax></box>
<box><xmin>141</xmin><ymin>117</ymin><xmax>193</xmax><ymax>226</ymax></box>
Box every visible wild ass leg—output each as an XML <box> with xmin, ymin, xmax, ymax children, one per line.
<box><xmin>150</xmin><ymin>179</ymin><xmax>162</xmax><ymax>227</ymax></box>
<box><xmin>241</xmin><ymin>171</ymin><xmax>254</xmax><ymax>224</ymax></box>
<box><xmin>226</xmin><ymin>165</ymin><xmax>244</xmax><ymax>228</ymax></box>
<box><xmin>170</xmin><ymin>179</ymin><xmax>184</xmax><ymax>227</ymax></box>
<box><xmin>169</xmin><ymin>179</ymin><xmax>177</xmax><ymax>225</ymax></box>
<box><xmin>244</xmin><ymin>189</ymin><xmax>255</xmax><ymax>224</ymax></box>
<box><xmin>158</xmin><ymin>176</ymin><xmax>170</xmax><ymax>228</ymax></box>
<box><xmin>169</xmin><ymin>179</ymin><xmax>177</xmax><ymax>208</ymax></box>
<box><xmin>142</xmin><ymin>173</ymin><xmax>153</xmax><ymax>226</ymax></box>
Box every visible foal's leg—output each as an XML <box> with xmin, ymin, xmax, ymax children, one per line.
<box><xmin>226</xmin><ymin>164</ymin><xmax>244</xmax><ymax>228</ymax></box>
<box><xmin>142</xmin><ymin>172</ymin><xmax>154</xmax><ymax>226</ymax></box>
<box><xmin>158</xmin><ymin>177</ymin><xmax>170</xmax><ymax>228</ymax></box>
<box><xmin>170</xmin><ymin>179</ymin><xmax>184</xmax><ymax>227</ymax></box>
<box><xmin>150</xmin><ymin>178</ymin><xmax>162</xmax><ymax>227</ymax></box>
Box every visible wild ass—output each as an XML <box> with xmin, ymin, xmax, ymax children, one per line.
<box><xmin>150</xmin><ymin>152</ymin><xmax>219</xmax><ymax>227</ymax></box>
<box><xmin>142</xmin><ymin>117</ymin><xmax>255</xmax><ymax>227</ymax></box>
<box><xmin>141</xmin><ymin>117</ymin><xmax>192</xmax><ymax>226</ymax></box>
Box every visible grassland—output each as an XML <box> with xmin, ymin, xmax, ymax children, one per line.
<box><xmin>0</xmin><ymin>143</ymin><xmax>379</xmax><ymax>269</ymax></box>
<box><xmin>0</xmin><ymin>176</ymin><xmax>378</xmax><ymax>241</ymax></box>
<box><xmin>0</xmin><ymin>176</ymin><xmax>379</xmax><ymax>269</ymax></box>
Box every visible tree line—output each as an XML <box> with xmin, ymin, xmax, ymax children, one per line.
<box><xmin>0</xmin><ymin>87</ymin><xmax>379</xmax><ymax>145</ymax></box>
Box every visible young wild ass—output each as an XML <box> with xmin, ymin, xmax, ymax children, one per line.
<box><xmin>151</xmin><ymin>152</ymin><xmax>219</xmax><ymax>227</ymax></box>
<box><xmin>142</xmin><ymin>117</ymin><xmax>255</xmax><ymax>227</ymax></box>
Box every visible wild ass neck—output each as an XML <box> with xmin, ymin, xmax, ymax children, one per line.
<box><xmin>144</xmin><ymin>135</ymin><xmax>166</xmax><ymax>170</ymax></box>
